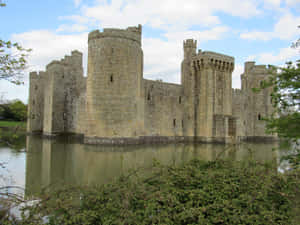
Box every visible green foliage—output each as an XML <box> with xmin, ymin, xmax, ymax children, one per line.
<box><xmin>0</xmin><ymin>4</ymin><xmax>31</xmax><ymax>85</ymax></box>
<box><xmin>2</xmin><ymin>160</ymin><xmax>299</xmax><ymax>225</ymax></box>
<box><xmin>0</xmin><ymin>100</ymin><xmax>27</xmax><ymax>121</ymax></box>
<box><xmin>0</xmin><ymin>128</ymin><xmax>26</xmax><ymax>149</ymax></box>
<box><xmin>0</xmin><ymin>0</ymin><xmax>5</xmax><ymax>7</ymax></box>
<box><xmin>0</xmin><ymin>40</ymin><xmax>31</xmax><ymax>85</ymax></box>
<box><xmin>258</xmin><ymin>61</ymin><xmax>300</xmax><ymax>168</ymax></box>
<box><xmin>7</xmin><ymin>100</ymin><xmax>27</xmax><ymax>121</ymax></box>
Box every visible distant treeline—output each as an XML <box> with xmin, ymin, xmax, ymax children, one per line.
<box><xmin>0</xmin><ymin>100</ymin><xmax>27</xmax><ymax>121</ymax></box>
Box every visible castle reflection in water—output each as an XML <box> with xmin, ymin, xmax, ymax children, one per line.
<box><xmin>25</xmin><ymin>136</ymin><xmax>279</xmax><ymax>197</ymax></box>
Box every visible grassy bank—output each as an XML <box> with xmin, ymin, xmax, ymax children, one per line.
<box><xmin>0</xmin><ymin>121</ymin><xmax>26</xmax><ymax>130</ymax></box>
<box><xmin>2</xmin><ymin>159</ymin><xmax>300</xmax><ymax>225</ymax></box>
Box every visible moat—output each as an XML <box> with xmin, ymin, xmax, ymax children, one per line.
<box><xmin>0</xmin><ymin>135</ymin><xmax>288</xmax><ymax>198</ymax></box>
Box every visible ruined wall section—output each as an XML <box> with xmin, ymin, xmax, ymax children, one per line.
<box><xmin>85</xmin><ymin>25</ymin><xmax>144</xmax><ymax>141</ymax></box>
<box><xmin>62</xmin><ymin>51</ymin><xmax>84</xmax><ymax>134</ymax></box>
<box><xmin>241</xmin><ymin>62</ymin><xmax>275</xmax><ymax>138</ymax></box>
<box><xmin>42</xmin><ymin>51</ymin><xmax>84</xmax><ymax>135</ymax></box>
<box><xmin>143</xmin><ymin>79</ymin><xmax>184</xmax><ymax>137</ymax></box>
<box><xmin>27</xmin><ymin>71</ymin><xmax>46</xmax><ymax>132</ymax></box>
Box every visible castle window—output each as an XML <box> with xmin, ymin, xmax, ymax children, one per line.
<box><xmin>35</xmin><ymin>85</ymin><xmax>38</xmax><ymax>90</ymax></box>
<box><xmin>110</xmin><ymin>74</ymin><xmax>113</xmax><ymax>83</ymax></box>
<box><xmin>258</xmin><ymin>114</ymin><xmax>261</xmax><ymax>120</ymax></box>
<box><xmin>173</xmin><ymin>119</ymin><xmax>176</xmax><ymax>127</ymax></box>
<box><xmin>31</xmin><ymin>114</ymin><xmax>35</xmax><ymax>119</ymax></box>
<box><xmin>179</xmin><ymin>96</ymin><xmax>181</xmax><ymax>104</ymax></box>
<box><xmin>182</xmin><ymin>119</ymin><xmax>184</xmax><ymax>128</ymax></box>
<box><xmin>147</xmin><ymin>92</ymin><xmax>151</xmax><ymax>101</ymax></box>
<box><xmin>32</xmin><ymin>100</ymin><xmax>35</xmax><ymax>105</ymax></box>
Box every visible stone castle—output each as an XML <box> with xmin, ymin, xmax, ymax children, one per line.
<box><xmin>27</xmin><ymin>25</ymin><xmax>276</xmax><ymax>144</ymax></box>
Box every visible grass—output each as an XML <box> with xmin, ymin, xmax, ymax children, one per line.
<box><xmin>0</xmin><ymin>120</ymin><xmax>26</xmax><ymax>129</ymax></box>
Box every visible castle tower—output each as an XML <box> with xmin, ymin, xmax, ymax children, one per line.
<box><xmin>27</xmin><ymin>71</ymin><xmax>46</xmax><ymax>133</ymax></box>
<box><xmin>241</xmin><ymin>62</ymin><xmax>275</xmax><ymax>138</ymax></box>
<box><xmin>43</xmin><ymin>51</ymin><xmax>84</xmax><ymax>135</ymax></box>
<box><xmin>192</xmin><ymin>51</ymin><xmax>234</xmax><ymax>141</ymax></box>
<box><xmin>181</xmin><ymin>39</ymin><xmax>197</xmax><ymax>137</ymax></box>
<box><xmin>43</xmin><ymin>61</ymin><xmax>65</xmax><ymax>135</ymax></box>
<box><xmin>84</xmin><ymin>25</ymin><xmax>144</xmax><ymax>142</ymax></box>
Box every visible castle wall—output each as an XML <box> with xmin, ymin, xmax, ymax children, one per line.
<box><xmin>143</xmin><ymin>79</ymin><xmax>184</xmax><ymax>137</ymax></box>
<box><xmin>85</xmin><ymin>25</ymin><xmax>144</xmax><ymax>141</ymax></box>
<box><xmin>61</xmin><ymin>51</ymin><xmax>84</xmax><ymax>134</ymax></box>
<box><xmin>28</xmin><ymin>51</ymin><xmax>85</xmax><ymax>136</ymax></box>
<box><xmin>241</xmin><ymin>62</ymin><xmax>275</xmax><ymax>138</ymax></box>
<box><xmin>27</xmin><ymin>71</ymin><xmax>45</xmax><ymax>132</ymax></box>
<box><xmin>192</xmin><ymin>51</ymin><xmax>234</xmax><ymax>141</ymax></box>
<box><xmin>27</xmin><ymin>25</ymin><xmax>276</xmax><ymax>144</ymax></box>
<box><xmin>43</xmin><ymin>61</ymin><xmax>65</xmax><ymax>134</ymax></box>
<box><xmin>181</xmin><ymin>39</ymin><xmax>197</xmax><ymax>137</ymax></box>
<box><xmin>232</xmin><ymin>88</ymin><xmax>246</xmax><ymax>137</ymax></box>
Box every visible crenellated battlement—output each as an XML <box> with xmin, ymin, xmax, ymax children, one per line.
<box><xmin>88</xmin><ymin>25</ymin><xmax>142</xmax><ymax>45</ymax></box>
<box><xmin>46</xmin><ymin>50</ymin><xmax>83</xmax><ymax>70</ymax></box>
<box><xmin>184</xmin><ymin>39</ymin><xmax>197</xmax><ymax>49</ymax></box>
<box><xmin>29</xmin><ymin>71</ymin><xmax>46</xmax><ymax>79</ymax></box>
<box><xmin>244</xmin><ymin>62</ymin><xmax>269</xmax><ymax>75</ymax></box>
<box><xmin>192</xmin><ymin>51</ymin><xmax>234</xmax><ymax>71</ymax></box>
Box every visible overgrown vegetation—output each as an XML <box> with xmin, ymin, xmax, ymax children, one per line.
<box><xmin>256</xmin><ymin>60</ymin><xmax>300</xmax><ymax>169</ymax></box>
<box><xmin>0</xmin><ymin>100</ymin><xmax>27</xmax><ymax>122</ymax></box>
<box><xmin>1</xmin><ymin>159</ymin><xmax>299</xmax><ymax>225</ymax></box>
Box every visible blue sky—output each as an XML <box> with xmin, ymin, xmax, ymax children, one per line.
<box><xmin>0</xmin><ymin>0</ymin><xmax>299</xmax><ymax>103</ymax></box>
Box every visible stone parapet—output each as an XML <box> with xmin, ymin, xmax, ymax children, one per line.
<box><xmin>192</xmin><ymin>51</ymin><xmax>234</xmax><ymax>71</ymax></box>
<box><xmin>88</xmin><ymin>25</ymin><xmax>142</xmax><ymax>45</ymax></box>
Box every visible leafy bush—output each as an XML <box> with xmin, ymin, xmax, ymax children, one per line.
<box><xmin>2</xmin><ymin>159</ymin><xmax>300</xmax><ymax>225</ymax></box>
<box><xmin>0</xmin><ymin>100</ymin><xmax>27</xmax><ymax>121</ymax></box>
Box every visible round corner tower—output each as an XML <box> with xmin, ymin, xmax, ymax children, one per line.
<box><xmin>85</xmin><ymin>25</ymin><xmax>144</xmax><ymax>140</ymax></box>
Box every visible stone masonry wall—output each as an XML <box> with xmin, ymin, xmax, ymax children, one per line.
<box><xmin>241</xmin><ymin>62</ymin><xmax>275</xmax><ymax>138</ymax></box>
<box><xmin>84</xmin><ymin>25</ymin><xmax>144</xmax><ymax>140</ymax></box>
<box><xmin>143</xmin><ymin>79</ymin><xmax>184</xmax><ymax>137</ymax></box>
<box><xmin>27</xmin><ymin>25</ymin><xmax>276</xmax><ymax>144</ymax></box>
<box><xmin>27</xmin><ymin>71</ymin><xmax>46</xmax><ymax>132</ymax></box>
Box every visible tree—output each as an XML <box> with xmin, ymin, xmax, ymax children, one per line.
<box><xmin>0</xmin><ymin>1</ymin><xmax>31</xmax><ymax>85</ymax></box>
<box><xmin>0</xmin><ymin>100</ymin><xmax>27</xmax><ymax>121</ymax></box>
<box><xmin>259</xmin><ymin>61</ymin><xmax>300</xmax><ymax>168</ymax></box>
<box><xmin>8</xmin><ymin>100</ymin><xmax>27</xmax><ymax>121</ymax></box>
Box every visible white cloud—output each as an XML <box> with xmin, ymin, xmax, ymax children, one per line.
<box><xmin>240</xmin><ymin>31</ymin><xmax>273</xmax><ymax>41</ymax></box>
<box><xmin>240</xmin><ymin>12</ymin><xmax>300</xmax><ymax>41</ymax></box>
<box><xmin>11</xmin><ymin>30</ymin><xmax>88</xmax><ymax>72</ymax></box>
<box><xmin>56</xmin><ymin>24</ymin><xmax>88</xmax><ymax>33</ymax></box>
<box><xmin>80</xmin><ymin>0</ymin><xmax>259</xmax><ymax>29</ymax></box>
<box><xmin>285</xmin><ymin>0</ymin><xmax>300</xmax><ymax>6</ymax></box>
<box><xmin>143</xmin><ymin>26</ymin><xmax>229</xmax><ymax>84</ymax></box>
<box><xmin>74</xmin><ymin>0</ymin><xmax>82</xmax><ymax>7</ymax></box>
<box><xmin>0</xmin><ymin>31</ymin><xmax>89</xmax><ymax>102</ymax></box>
<box><xmin>246</xmin><ymin>47</ymin><xmax>298</xmax><ymax>64</ymax></box>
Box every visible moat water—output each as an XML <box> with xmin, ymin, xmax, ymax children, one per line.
<box><xmin>0</xmin><ymin>135</ymin><xmax>290</xmax><ymax>198</ymax></box>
